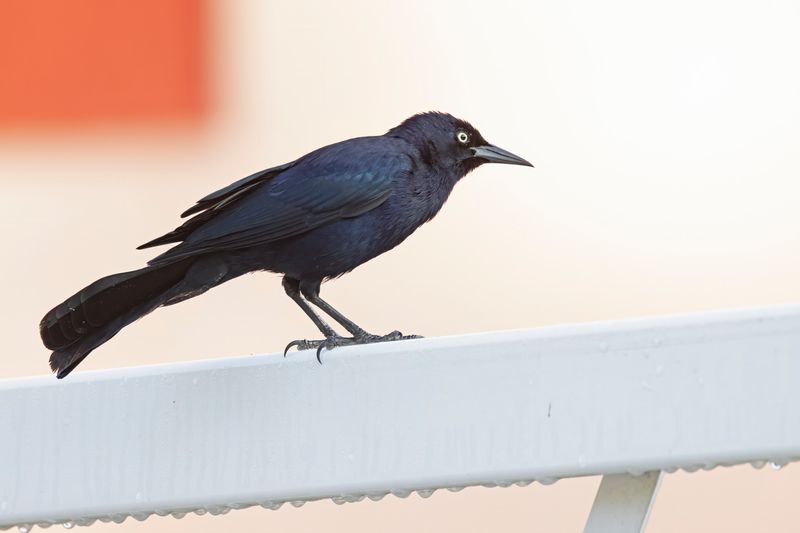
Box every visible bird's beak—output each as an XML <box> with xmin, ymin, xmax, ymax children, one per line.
<box><xmin>471</xmin><ymin>144</ymin><xmax>533</xmax><ymax>167</ymax></box>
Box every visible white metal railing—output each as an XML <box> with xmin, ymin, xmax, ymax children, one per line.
<box><xmin>2</xmin><ymin>304</ymin><xmax>800</xmax><ymax>532</ymax></box>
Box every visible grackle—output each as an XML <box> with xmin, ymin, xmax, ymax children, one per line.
<box><xmin>40</xmin><ymin>112</ymin><xmax>533</xmax><ymax>377</ymax></box>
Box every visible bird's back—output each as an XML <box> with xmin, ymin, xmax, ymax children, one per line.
<box><xmin>147</xmin><ymin>135</ymin><xmax>416</xmax><ymax>267</ymax></box>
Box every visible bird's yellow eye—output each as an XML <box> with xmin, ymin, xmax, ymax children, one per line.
<box><xmin>456</xmin><ymin>130</ymin><xmax>470</xmax><ymax>144</ymax></box>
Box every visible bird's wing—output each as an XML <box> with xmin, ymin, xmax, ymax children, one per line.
<box><xmin>145</xmin><ymin>139</ymin><xmax>408</xmax><ymax>265</ymax></box>
<box><xmin>137</xmin><ymin>162</ymin><xmax>297</xmax><ymax>249</ymax></box>
<box><xmin>180</xmin><ymin>162</ymin><xmax>296</xmax><ymax>218</ymax></box>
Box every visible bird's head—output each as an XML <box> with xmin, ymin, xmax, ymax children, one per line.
<box><xmin>387</xmin><ymin>112</ymin><xmax>533</xmax><ymax>176</ymax></box>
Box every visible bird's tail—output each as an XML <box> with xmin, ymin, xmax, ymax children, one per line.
<box><xmin>40</xmin><ymin>257</ymin><xmax>224</xmax><ymax>378</ymax></box>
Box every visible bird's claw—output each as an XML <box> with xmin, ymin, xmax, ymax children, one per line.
<box><xmin>283</xmin><ymin>339</ymin><xmax>308</xmax><ymax>357</ymax></box>
<box><xmin>284</xmin><ymin>334</ymin><xmax>356</xmax><ymax>363</ymax></box>
<box><xmin>314</xmin><ymin>334</ymin><xmax>359</xmax><ymax>362</ymax></box>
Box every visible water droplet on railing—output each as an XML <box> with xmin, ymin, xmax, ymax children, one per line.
<box><xmin>331</xmin><ymin>496</ymin><xmax>347</xmax><ymax>505</ymax></box>
<box><xmin>290</xmin><ymin>500</ymin><xmax>306</xmax><ymax>508</ymax></box>
<box><xmin>770</xmin><ymin>461</ymin><xmax>786</xmax><ymax>470</ymax></box>
<box><xmin>260</xmin><ymin>501</ymin><xmax>282</xmax><ymax>510</ymax></box>
<box><xmin>750</xmin><ymin>460</ymin><xmax>767</xmax><ymax>469</ymax></box>
<box><xmin>391</xmin><ymin>489</ymin><xmax>411</xmax><ymax>498</ymax></box>
<box><xmin>18</xmin><ymin>525</ymin><xmax>31</xmax><ymax>533</ymax></box>
<box><xmin>417</xmin><ymin>488</ymin><xmax>435</xmax><ymax>498</ymax></box>
<box><xmin>538</xmin><ymin>477</ymin><xmax>557</xmax><ymax>485</ymax></box>
<box><xmin>62</xmin><ymin>522</ymin><xmax>74</xmax><ymax>529</ymax></box>
<box><xmin>447</xmin><ymin>486</ymin><xmax>465</xmax><ymax>492</ymax></box>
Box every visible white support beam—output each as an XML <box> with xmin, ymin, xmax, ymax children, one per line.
<box><xmin>2</xmin><ymin>305</ymin><xmax>800</xmax><ymax>530</ymax></box>
<box><xmin>584</xmin><ymin>472</ymin><xmax>662</xmax><ymax>533</ymax></box>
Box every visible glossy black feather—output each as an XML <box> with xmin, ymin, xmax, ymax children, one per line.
<box><xmin>138</xmin><ymin>162</ymin><xmax>296</xmax><ymax>249</ymax></box>
<box><xmin>180</xmin><ymin>162</ymin><xmax>295</xmax><ymax>218</ymax></box>
<box><xmin>146</xmin><ymin>138</ymin><xmax>409</xmax><ymax>265</ymax></box>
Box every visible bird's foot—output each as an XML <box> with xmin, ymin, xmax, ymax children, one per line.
<box><xmin>284</xmin><ymin>334</ymin><xmax>357</xmax><ymax>363</ymax></box>
<box><xmin>284</xmin><ymin>331</ymin><xmax>423</xmax><ymax>363</ymax></box>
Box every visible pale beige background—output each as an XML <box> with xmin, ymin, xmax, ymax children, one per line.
<box><xmin>2</xmin><ymin>1</ymin><xmax>799</xmax><ymax>531</ymax></box>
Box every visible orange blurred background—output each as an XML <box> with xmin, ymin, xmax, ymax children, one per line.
<box><xmin>0</xmin><ymin>0</ymin><xmax>206</xmax><ymax>124</ymax></box>
<box><xmin>1</xmin><ymin>1</ymin><xmax>798</xmax><ymax>531</ymax></box>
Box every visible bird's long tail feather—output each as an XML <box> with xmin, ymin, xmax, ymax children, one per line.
<box><xmin>40</xmin><ymin>258</ymin><xmax>219</xmax><ymax>378</ymax></box>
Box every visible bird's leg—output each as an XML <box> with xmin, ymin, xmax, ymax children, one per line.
<box><xmin>299</xmin><ymin>280</ymin><xmax>422</xmax><ymax>347</ymax></box>
<box><xmin>299</xmin><ymin>280</ymin><xmax>369</xmax><ymax>338</ymax></box>
<box><xmin>282</xmin><ymin>277</ymin><xmax>356</xmax><ymax>360</ymax></box>
<box><xmin>282</xmin><ymin>277</ymin><xmax>338</xmax><ymax>337</ymax></box>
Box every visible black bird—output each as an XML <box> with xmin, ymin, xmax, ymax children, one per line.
<box><xmin>40</xmin><ymin>112</ymin><xmax>532</xmax><ymax>378</ymax></box>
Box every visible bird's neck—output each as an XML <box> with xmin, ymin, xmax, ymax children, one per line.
<box><xmin>403</xmin><ymin>166</ymin><xmax>460</xmax><ymax>224</ymax></box>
